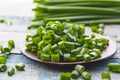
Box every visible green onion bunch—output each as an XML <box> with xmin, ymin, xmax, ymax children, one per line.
<box><xmin>29</xmin><ymin>0</ymin><xmax>120</xmax><ymax>29</ymax></box>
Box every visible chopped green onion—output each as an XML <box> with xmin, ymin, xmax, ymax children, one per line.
<box><xmin>51</xmin><ymin>53</ymin><xmax>60</xmax><ymax>62</ymax></box>
<box><xmin>60</xmin><ymin>72</ymin><xmax>71</xmax><ymax>80</ymax></box>
<box><xmin>101</xmin><ymin>72</ymin><xmax>111</xmax><ymax>80</ymax></box>
<box><xmin>15</xmin><ymin>63</ymin><xmax>25</xmax><ymax>71</ymax></box>
<box><xmin>7</xmin><ymin>68</ymin><xmax>15</xmax><ymax>76</ymax></box>
<box><xmin>8</xmin><ymin>40</ymin><xmax>15</xmax><ymax>49</ymax></box>
<box><xmin>83</xmin><ymin>54</ymin><xmax>92</xmax><ymax>61</ymax></box>
<box><xmin>76</xmin><ymin>54</ymin><xmax>84</xmax><ymax>61</ymax></box>
<box><xmin>0</xmin><ymin>64</ymin><xmax>7</xmax><ymax>72</ymax></box>
<box><xmin>40</xmin><ymin>53</ymin><xmax>51</xmax><ymax>61</ymax></box>
<box><xmin>82</xmin><ymin>71</ymin><xmax>92</xmax><ymax>80</ymax></box>
<box><xmin>0</xmin><ymin>54</ymin><xmax>7</xmax><ymax>64</ymax></box>
<box><xmin>75</xmin><ymin>65</ymin><xmax>85</xmax><ymax>74</ymax></box>
<box><xmin>71</xmin><ymin>70</ymin><xmax>79</xmax><ymax>79</ymax></box>
<box><xmin>108</xmin><ymin>63</ymin><xmax>120</xmax><ymax>73</ymax></box>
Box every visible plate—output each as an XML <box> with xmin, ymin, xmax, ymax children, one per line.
<box><xmin>20</xmin><ymin>32</ymin><xmax>117</xmax><ymax>65</ymax></box>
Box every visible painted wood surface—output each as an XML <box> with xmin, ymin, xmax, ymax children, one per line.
<box><xmin>0</xmin><ymin>0</ymin><xmax>120</xmax><ymax>79</ymax></box>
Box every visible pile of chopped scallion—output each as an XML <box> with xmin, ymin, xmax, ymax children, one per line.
<box><xmin>25</xmin><ymin>21</ymin><xmax>109</xmax><ymax>62</ymax></box>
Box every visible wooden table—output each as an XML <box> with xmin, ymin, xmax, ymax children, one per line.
<box><xmin>0</xmin><ymin>15</ymin><xmax>120</xmax><ymax>80</ymax></box>
<box><xmin>0</xmin><ymin>1</ymin><xmax>120</xmax><ymax>80</ymax></box>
